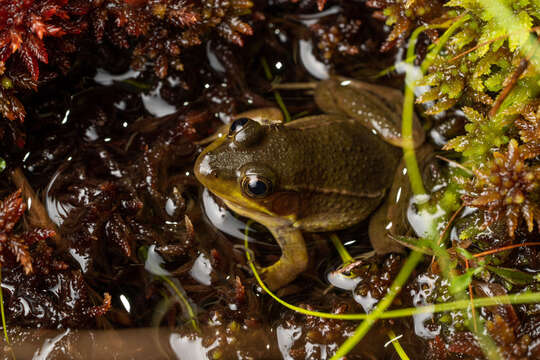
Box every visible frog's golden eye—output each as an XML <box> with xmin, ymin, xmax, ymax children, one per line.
<box><xmin>228</xmin><ymin>117</ymin><xmax>250</xmax><ymax>136</ymax></box>
<box><xmin>241</xmin><ymin>175</ymin><xmax>273</xmax><ymax>198</ymax></box>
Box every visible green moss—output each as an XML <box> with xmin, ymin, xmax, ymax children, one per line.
<box><xmin>417</xmin><ymin>0</ymin><xmax>540</xmax><ymax>166</ymax></box>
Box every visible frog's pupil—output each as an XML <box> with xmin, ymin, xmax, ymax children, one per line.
<box><xmin>229</xmin><ymin>117</ymin><xmax>250</xmax><ymax>134</ymax></box>
<box><xmin>247</xmin><ymin>177</ymin><xmax>267</xmax><ymax>196</ymax></box>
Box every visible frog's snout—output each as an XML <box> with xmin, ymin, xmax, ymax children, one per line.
<box><xmin>194</xmin><ymin>151</ymin><xmax>215</xmax><ymax>183</ymax></box>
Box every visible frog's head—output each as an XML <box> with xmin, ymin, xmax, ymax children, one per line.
<box><xmin>195</xmin><ymin>117</ymin><xmax>298</xmax><ymax>222</ymax></box>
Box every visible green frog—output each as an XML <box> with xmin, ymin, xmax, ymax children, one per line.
<box><xmin>194</xmin><ymin>77</ymin><xmax>424</xmax><ymax>290</ymax></box>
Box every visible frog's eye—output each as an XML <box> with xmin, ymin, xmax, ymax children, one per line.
<box><xmin>241</xmin><ymin>175</ymin><xmax>273</xmax><ymax>198</ymax></box>
<box><xmin>228</xmin><ymin>117</ymin><xmax>250</xmax><ymax>136</ymax></box>
<box><xmin>233</xmin><ymin>120</ymin><xmax>265</xmax><ymax>147</ymax></box>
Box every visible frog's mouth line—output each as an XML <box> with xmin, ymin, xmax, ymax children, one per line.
<box><xmin>222</xmin><ymin>198</ymin><xmax>294</xmax><ymax>228</ymax></box>
<box><xmin>205</xmin><ymin>182</ymin><xmax>274</xmax><ymax>218</ymax></box>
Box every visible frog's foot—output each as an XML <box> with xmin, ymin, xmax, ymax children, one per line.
<box><xmin>260</xmin><ymin>227</ymin><xmax>308</xmax><ymax>290</ymax></box>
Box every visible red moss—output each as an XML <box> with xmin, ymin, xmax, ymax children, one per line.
<box><xmin>463</xmin><ymin>139</ymin><xmax>540</xmax><ymax>238</ymax></box>
<box><xmin>310</xmin><ymin>14</ymin><xmax>361</xmax><ymax>63</ymax></box>
<box><xmin>92</xmin><ymin>0</ymin><xmax>254</xmax><ymax>78</ymax></box>
<box><xmin>0</xmin><ymin>0</ymin><xmax>88</xmax><ymax>81</ymax></box>
<box><xmin>366</xmin><ymin>0</ymin><xmax>445</xmax><ymax>52</ymax></box>
<box><xmin>85</xmin><ymin>292</ymin><xmax>112</xmax><ymax>318</ymax></box>
<box><xmin>516</xmin><ymin>101</ymin><xmax>540</xmax><ymax>159</ymax></box>
<box><xmin>0</xmin><ymin>189</ymin><xmax>56</xmax><ymax>274</ymax></box>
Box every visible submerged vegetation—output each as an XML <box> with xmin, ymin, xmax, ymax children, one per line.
<box><xmin>0</xmin><ymin>0</ymin><xmax>539</xmax><ymax>359</ymax></box>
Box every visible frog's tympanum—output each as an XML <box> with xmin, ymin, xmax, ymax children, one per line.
<box><xmin>194</xmin><ymin>77</ymin><xmax>424</xmax><ymax>290</ymax></box>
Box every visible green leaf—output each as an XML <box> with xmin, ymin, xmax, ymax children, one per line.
<box><xmin>486</xmin><ymin>266</ymin><xmax>536</xmax><ymax>286</ymax></box>
<box><xmin>472</xmin><ymin>23</ymin><xmax>505</xmax><ymax>60</ymax></box>
<box><xmin>390</xmin><ymin>236</ymin><xmax>434</xmax><ymax>255</ymax></box>
<box><xmin>508</xmin><ymin>10</ymin><xmax>533</xmax><ymax>51</ymax></box>
<box><xmin>450</xmin><ymin>267</ymin><xmax>484</xmax><ymax>294</ymax></box>
<box><xmin>425</xmin><ymin>97</ymin><xmax>459</xmax><ymax>115</ymax></box>
<box><xmin>455</xmin><ymin>247</ymin><xmax>475</xmax><ymax>260</ymax></box>
<box><xmin>462</xmin><ymin>107</ymin><xmax>486</xmax><ymax>123</ymax></box>
<box><xmin>485</xmin><ymin>71</ymin><xmax>506</xmax><ymax>91</ymax></box>
<box><xmin>0</xmin><ymin>158</ymin><xmax>5</xmax><ymax>173</ymax></box>
<box><xmin>416</xmin><ymin>88</ymin><xmax>441</xmax><ymax>103</ymax></box>
<box><xmin>449</xmin><ymin>28</ymin><xmax>476</xmax><ymax>50</ymax></box>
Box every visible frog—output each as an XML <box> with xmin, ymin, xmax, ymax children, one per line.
<box><xmin>194</xmin><ymin>76</ymin><xmax>424</xmax><ymax>290</ymax></box>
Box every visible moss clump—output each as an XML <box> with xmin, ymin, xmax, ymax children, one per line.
<box><xmin>0</xmin><ymin>0</ymin><xmax>254</xmax><ymax>125</ymax></box>
<box><xmin>386</xmin><ymin>0</ymin><xmax>540</xmax><ymax>240</ymax></box>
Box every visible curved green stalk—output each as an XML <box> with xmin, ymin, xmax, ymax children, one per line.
<box><xmin>243</xmin><ymin>222</ymin><xmax>540</xmax><ymax>320</ymax></box>
<box><xmin>159</xmin><ymin>275</ymin><xmax>200</xmax><ymax>333</ymax></box>
<box><xmin>421</xmin><ymin>14</ymin><xmax>471</xmax><ymax>73</ymax></box>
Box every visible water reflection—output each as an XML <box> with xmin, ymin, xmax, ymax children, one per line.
<box><xmin>298</xmin><ymin>39</ymin><xmax>330</xmax><ymax>80</ymax></box>
<box><xmin>201</xmin><ymin>188</ymin><xmax>273</xmax><ymax>246</ymax></box>
<box><xmin>277</xmin><ymin>324</ymin><xmax>302</xmax><ymax>360</ymax></box>
<box><xmin>411</xmin><ymin>274</ymin><xmax>441</xmax><ymax>339</ymax></box>
<box><xmin>45</xmin><ymin>167</ymin><xmax>74</xmax><ymax>227</ymax></box>
<box><xmin>94</xmin><ymin>68</ymin><xmax>141</xmax><ymax>86</ymax></box>
<box><xmin>141</xmin><ymin>81</ymin><xmax>178</xmax><ymax>117</ymax></box>
<box><xmin>189</xmin><ymin>253</ymin><xmax>212</xmax><ymax>286</ymax></box>
<box><xmin>170</xmin><ymin>333</ymin><xmax>219</xmax><ymax>360</ymax></box>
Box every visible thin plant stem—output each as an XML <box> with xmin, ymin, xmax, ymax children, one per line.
<box><xmin>435</xmin><ymin>155</ymin><xmax>473</xmax><ymax>175</ymax></box>
<box><xmin>242</xmin><ymin>224</ymin><xmax>540</xmax><ymax>319</ymax></box>
<box><xmin>449</xmin><ymin>25</ymin><xmax>540</xmax><ymax>62</ymax></box>
<box><xmin>401</xmin><ymin>25</ymin><xmax>430</xmax><ymax>195</ymax></box>
<box><xmin>333</xmin><ymin>15</ymin><xmax>473</xmax><ymax>359</ymax></box>
<box><xmin>473</xmin><ymin>242</ymin><xmax>540</xmax><ymax>258</ymax></box>
<box><xmin>465</xmin><ymin>259</ymin><xmax>478</xmax><ymax>332</ymax></box>
<box><xmin>330</xmin><ymin>234</ymin><xmax>353</xmax><ymax>264</ymax></box>
<box><xmin>159</xmin><ymin>275</ymin><xmax>200</xmax><ymax>333</ymax></box>
<box><xmin>260</xmin><ymin>58</ymin><xmax>292</xmax><ymax>122</ymax></box>
<box><xmin>0</xmin><ymin>266</ymin><xmax>16</xmax><ymax>360</ymax></box>
<box><xmin>0</xmin><ymin>266</ymin><xmax>10</xmax><ymax>345</ymax></box>
<box><xmin>438</xmin><ymin>204</ymin><xmax>465</xmax><ymax>247</ymax></box>
<box><xmin>489</xmin><ymin>58</ymin><xmax>529</xmax><ymax>118</ymax></box>
<box><xmin>330</xmin><ymin>251</ymin><xmax>424</xmax><ymax>360</ymax></box>
<box><xmin>421</xmin><ymin>14</ymin><xmax>471</xmax><ymax>72</ymax></box>
<box><xmin>387</xmin><ymin>330</ymin><xmax>410</xmax><ymax>360</ymax></box>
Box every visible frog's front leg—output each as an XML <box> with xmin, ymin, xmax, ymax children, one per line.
<box><xmin>222</xmin><ymin>199</ymin><xmax>308</xmax><ymax>290</ymax></box>
<box><xmin>262</xmin><ymin>225</ymin><xmax>308</xmax><ymax>290</ymax></box>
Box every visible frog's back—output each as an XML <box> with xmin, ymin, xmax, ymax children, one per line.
<box><xmin>276</xmin><ymin>115</ymin><xmax>400</xmax><ymax>231</ymax></box>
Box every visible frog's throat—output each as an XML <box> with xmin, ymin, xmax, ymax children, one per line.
<box><xmin>222</xmin><ymin>199</ymin><xmax>297</xmax><ymax>230</ymax></box>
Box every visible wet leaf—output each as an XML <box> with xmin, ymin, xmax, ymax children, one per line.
<box><xmin>450</xmin><ymin>266</ymin><xmax>483</xmax><ymax>294</ymax></box>
<box><xmin>486</xmin><ymin>265</ymin><xmax>536</xmax><ymax>286</ymax></box>
<box><xmin>455</xmin><ymin>247</ymin><xmax>475</xmax><ymax>261</ymax></box>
